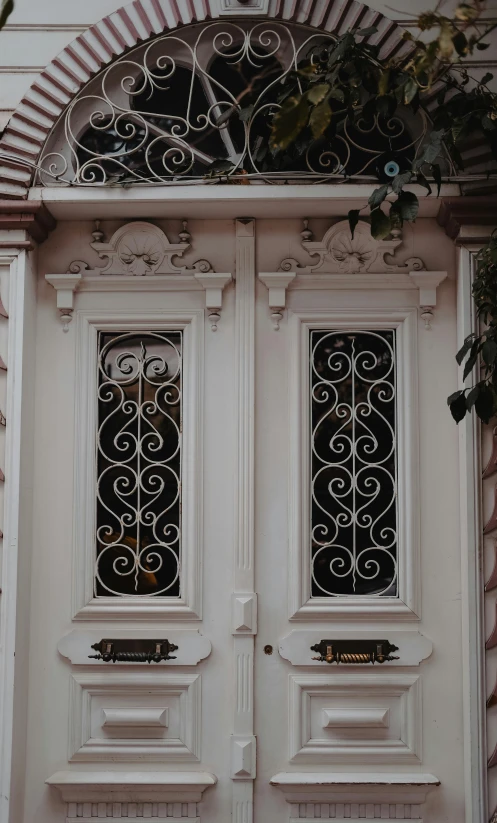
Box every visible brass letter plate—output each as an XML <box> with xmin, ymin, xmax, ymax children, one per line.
<box><xmin>89</xmin><ymin>638</ymin><xmax>178</xmax><ymax>663</ymax></box>
<box><xmin>310</xmin><ymin>639</ymin><xmax>399</xmax><ymax>664</ymax></box>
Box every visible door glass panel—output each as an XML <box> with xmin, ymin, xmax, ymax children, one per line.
<box><xmin>96</xmin><ymin>330</ymin><xmax>182</xmax><ymax>598</ymax></box>
<box><xmin>310</xmin><ymin>329</ymin><xmax>398</xmax><ymax>597</ymax></box>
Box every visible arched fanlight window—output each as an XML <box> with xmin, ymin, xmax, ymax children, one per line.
<box><xmin>38</xmin><ymin>21</ymin><xmax>451</xmax><ymax>186</ymax></box>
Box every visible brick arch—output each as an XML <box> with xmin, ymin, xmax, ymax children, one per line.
<box><xmin>0</xmin><ymin>0</ymin><xmax>410</xmax><ymax>198</ymax></box>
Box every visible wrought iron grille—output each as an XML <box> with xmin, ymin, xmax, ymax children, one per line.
<box><xmin>310</xmin><ymin>329</ymin><xmax>398</xmax><ymax>597</ymax></box>
<box><xmin>95</xmin><ymin>331</ymin><xmax>182</xmax><ymax>598</ymax></box>
<box><xmin>37</xmin><ymin>22</ymin><xmax>444</xmax><ymax>187</ymax></box>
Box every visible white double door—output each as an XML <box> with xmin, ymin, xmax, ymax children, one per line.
<box><xmin>24</xmin><ymin>215</ymin><xmax>464</xmax><ymax>823</ymax></box>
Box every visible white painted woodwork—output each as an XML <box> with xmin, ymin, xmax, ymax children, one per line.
<box><xmin>44</xmin><ymin>273</ymin><xmax>81</xmax><ymax>330</ymax></box>
<box><xmin>254</xmin><ymin>215</ymin><xmax>463</xmax><ymax>823</ymax></box>
<box><xmin>4</xmin><ymin>210</ymin><xmax>468</xmax><ymax>823</ymax></box>
<box><xmin>101</xmin><ymin>707</ymin><xmax>169</xmax><ymax>728</ymax></box>
<box><xmin>68</xmin><ymin>671</ymin><xmax>201</xmax><ymax>762</ymax></box>
<box><xmin>321</xmin><ymin>708</ymin><xmax>390</xmax><ymax>729</ymax></box>
<box><xmin>458</xmin><ymin>241</ymin><xmax>489</xmax><ymax>822</ymax></box>
<box><xmin>288</xmin><ymin>673</ymin><xmax>421</xmax><ymax>764</ymax></box>
<box><xmin>46</xmin><ymin>771</ymin><xmax>217</xmax><ymax>803</ymax></box>
<box><xmin>279</xmin><ymin>630</ymin><xmax>433</xmax><ymax>667</ymax></box>
<box><xmin>27</xmin><ymin>185</ymin><xmax>461</xmax><ymax>221</ymax></box>
<box><xmin>257</xmin><ymin>272</ymin><xmax>296</xmax><ymax>330</ymax></box>
<box><xmin>269</xmin><ymin>773</ymin><xmax>440</xmax><ymax>804</ymax></box>
<box><xmin>231</xmin><ymin>219</ymin><xmax>257</xmax><ymax>816</ymax></box>
<box><xmin>232</xmin><ymin>593</ymin><xmax>258</xmax><ymax>635</ymax></box>
<box><xmin>0</xmin><ymin>244</ymin><xmax>37</xmax><ymax>823</ymax></box>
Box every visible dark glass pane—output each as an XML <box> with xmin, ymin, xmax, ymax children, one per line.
<box><xmin>310</xmin><ymin>330</ymin><xmax>398</xmax><ymax>597</ymax></box>
<box><xmin>95</xmin><ymin>331</ymin><xmax>182</xmax><ymax>598</ymax></box>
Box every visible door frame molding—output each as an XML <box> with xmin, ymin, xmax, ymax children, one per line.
<box><xmin>288</xmin><ymin>307</ymin><xmax>420</xmax><ymax>622</ymax></box>
<box><xmin>71</xmin><ymin>308</ymin><xmax>205</xmax><ymax>621</ymax></box>
<box><xmin>0</xmin><ymin>200</ymin><xmax>488</xmax><ymax>823</ymax></box>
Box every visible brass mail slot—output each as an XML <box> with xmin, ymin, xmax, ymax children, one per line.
<box><xmin>310</xmin><ymin>639</ymin><xmax>399</xmax><ymax>664</ymax></box>
<box><xmin>89</xmin><ymin>638</ymin><xmax>178</xmax><ymax>663</ymax></box>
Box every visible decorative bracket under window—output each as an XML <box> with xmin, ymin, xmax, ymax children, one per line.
<box><xmin>194</xmin><ymin>272</ymin><xmax>232</xmax><ymax>331</ymax></box>
<box><xmin>45</xmin><ymin>273</ymin><xmax>82</xmax><ymax>332</ymax></box>
<box><xmin>408</xmin><ymin>270</ymin><xmax>448</xmax><ymax>329</ymax></box>
<box><xmin>258</xmin><ymin>271</ymin><xmax>297</xmax><ymax>330</ymax></box>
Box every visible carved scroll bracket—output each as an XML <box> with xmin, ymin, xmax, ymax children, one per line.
<box><xmin>279</xmin><ymin>219</ymin><xmax>426</xmax><ymax>277</ymax></box>
<box><xmin>258</xmin><ymin>271</ymin><xmax>296</xmax><ymax>330</ymax></box>
<box><xmin>408</xmin><ymin>270</ymin><xmax>448</xmax><ymax>330</ymax></box>
<box><xmin>194</xmin><ymin>272</ymin><xmax>232</xmax><ymax>331</ymax></box>
<box><xmin>45</xmin><ymin>220</ymin><xmax>223</xmax><ymax>329</ymax></box>
<box><xmin>45</xmin><ymin>273</ymin><xmax>82</xmax><ymax>331</ymax></box>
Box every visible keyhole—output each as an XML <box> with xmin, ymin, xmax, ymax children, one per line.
<box><xmin>264</xmin><ymin>644</ymin><xmax>273</xmax><ymax>655</ymax></box>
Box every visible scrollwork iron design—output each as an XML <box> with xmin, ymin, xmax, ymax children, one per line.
<box><xmin>37</xmin><ymin>22</ymin><xmax>443</xmax><ymax>187</ymax></box>
<box><xmin>310</xmin><ymin>330</ymin><xmax>397</xmax><ymax>597</ymax></box>
<box><xmin>96</xmin><ymin>331</ymin><xmax>182</xmax><ymax>598</ymax></box>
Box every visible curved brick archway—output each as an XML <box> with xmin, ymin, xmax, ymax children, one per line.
<box><xmin>0</xmin><ymin>0</ymin><xmax>411</xmax><ymax>198</ymax></box>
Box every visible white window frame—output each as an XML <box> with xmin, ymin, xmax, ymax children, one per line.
<box><xmin>72</xmin><ymin>309</ymin><xmax>204</xmax><ymax>621</ymax></box>
<box><xmin>288</xmin><ymin>307</ymin><xmax>420</xmax><ymax>621</ymax></box>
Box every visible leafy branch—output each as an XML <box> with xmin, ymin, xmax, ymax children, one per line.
<box><xmin>268</xmin><ymin>1</ymin><xmax>497</xmax><ymax>239</ymax></box>
<box><xmin>448</xmin><ymin>231</ymin><xmax>497</xmax><ymax>424</ymax></box>
<box><xmin>0</xmin><ymin>0</ymin><xmax>13</xmax><ymax>30</ymax></box>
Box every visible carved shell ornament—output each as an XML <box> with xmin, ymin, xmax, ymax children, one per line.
<box><xmin>279</xmin><ymin>219</ymin><xmax>425</xmax><ymax>275</ymax></box>
<box><xmin>46</xmin><ymin>220</ymin><xmax>232</xmax><ymax>333</ymax></box>
<box><xmin>89</xmin><ymin>221</ymin><xmax>211</xmax><ymax>276</ymax></box>
<box><xmin>117</xmin><ymin>231</ymin><xmax>164</xmax><ymax>275</ymax></box>
<box><xmin>329</xmin><ymin>229</ymin><xmax>376</xmax><ymax>273</ymax></box>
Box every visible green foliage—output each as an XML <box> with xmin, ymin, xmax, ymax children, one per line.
<box><xmin>0</xmin><ymin>0</ymin><xmax>13</xmax><ymax>30</ymax></box>
<box><xmin>268</xmin><ymin>0</ymin><xmax>497</xmax><ymax>240</ymax></box>
<box><xmin>448</xmin><ymin>231</ymin><xmax>497</xmax><ymax>424</ymax></box>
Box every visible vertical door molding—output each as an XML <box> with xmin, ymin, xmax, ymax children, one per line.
<box><xmin>288</xmin><ymin>308</ymin><xmax>420</xmax><ymax>622</ymax></box>
<box><xmin>231</xmin><ymin>219</ymin><xmax>257</xmax><ymax>822</ymax></box>
<box><xmin>72</xmin><ymin>309</ymin><xmax>205</xmax><ymax>621</ymax></box>
<box><xmin>0</xmin><ymin>244</ymin><xmax>37</xmax><ymax>823</ymax></box>
<box><xmin>456</xmin><ymin>243</ymin><xmax>487</xmax><ymax>823</ymax></box>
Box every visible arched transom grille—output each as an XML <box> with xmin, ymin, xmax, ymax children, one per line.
<box><xmin>38</xmin><ymin>21</ymin><xmax>447</xmax><ymax>187</ymax></box>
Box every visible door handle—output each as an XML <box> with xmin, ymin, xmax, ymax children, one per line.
<box><xmin>310</xmin><ymin>639</ymin><xmax>399</xmax><ymax>664</ymax></box>
<box><xmin>89</xmin><ymin>638</ymin><xmax>178</xmax><ymax>663</ymax></box>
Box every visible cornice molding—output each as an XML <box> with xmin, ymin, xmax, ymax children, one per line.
<box><xmin>0</xmin><ymin>200</ymin><xmax>55</xmax><ymax>246</ymax></box>
<box><xmin>46</xmin><ymin>771</ymin><xmax>217</xmax><ymax>803</ymax></box>
<box><xmin>437</xmin><ymin>196</ymin><xmax>497</xmax><ymax>245</ymax></box>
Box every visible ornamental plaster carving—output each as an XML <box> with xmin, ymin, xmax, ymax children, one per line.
<box><xmin>279</xmin><ymin>219</ymin><xmax>425</xmax><ymax>275</ymax></box>
<box><xmin>88</xmin><ymin>221</ymin><xmax>213</xmax><ymax>276</ymax></box>
<box><xmin>46</xmin><ymin>221</ymin><xmax>231</xmax><ymax>332</ymax></box>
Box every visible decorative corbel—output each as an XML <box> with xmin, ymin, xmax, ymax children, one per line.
<box><xmin>408</xmin><ymin>270</ymin><xmax>447</xmax><ymax>330</ymax></box>
<box><xmin>45</xmin><ymin>273</ymin><xmax>82</xmax><ymax>332</ymax></box>
<box><xmin>258</xmin><ymin>271</ymin><xmax>297</xmax><ymax>330</ymax></box>
<box><xmin>194</xmin><ymin>272</ymin><xmax>232</xmax><ymax>331</ymax></box>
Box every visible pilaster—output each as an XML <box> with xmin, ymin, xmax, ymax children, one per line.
<box><xmin>232</xmin><ymin>219</ymin><xmax>257</xmax><ymax>821</ymax></box>
<box><xmin>0</xmin><ymin>223</ymin><xmax>40</xmax><ymax>823</ymax></box>
<box><xmin>439</xmin><ymin>195</ymin><xmax>497</xmax><ymax>823</ymax></box>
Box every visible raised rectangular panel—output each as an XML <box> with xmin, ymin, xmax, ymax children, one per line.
<box><xmin>289</xmin><ymin>673</ymin><xmax>421</xmax><ymax>765</ymax></box>
<box><xmin>102</xmin><ymin>707</ymin><xmax>169</xmax><ymax>728</ymax></box>
<box><xmin>322</xmin><ymin>707</ymin><xmax>389</xmax><ymax>729</ymax></box>
<box><xmin>69</xmin><ymin>672</ymin><xmax>201</xmax><ymax>762</ymax></box>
